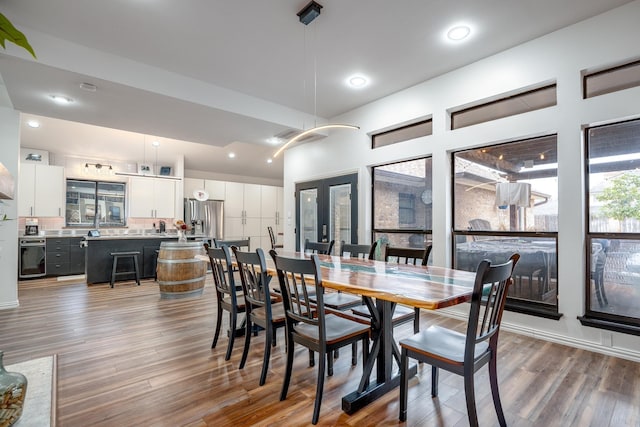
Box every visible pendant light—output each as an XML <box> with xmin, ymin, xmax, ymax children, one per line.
<box><xmin>273</xmin><ymin>1</ymin><xmax>359</xmax><ymax>158</ymax></box>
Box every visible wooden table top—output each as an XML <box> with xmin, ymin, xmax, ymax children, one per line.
<box><xmin>268</xmin><ymin>252</ymin><xmax>478</xmax><ymax>310</ymax></box>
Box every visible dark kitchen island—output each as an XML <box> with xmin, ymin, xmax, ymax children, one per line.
<box><xmin>83</xmin><ymin>234</ymin><xmax>208</xmax><ymax>284</ymax></box>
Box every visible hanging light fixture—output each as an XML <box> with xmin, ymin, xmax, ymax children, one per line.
<box><xmin>273</xmin><ymin>1</ymin><xmax>359</xmax><ymax>158</ymax></box>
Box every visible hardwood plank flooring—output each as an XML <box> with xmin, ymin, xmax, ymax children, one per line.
<box><xmin>0</xmin><ymin>276</ymin><xmax>638</xmax><ymax>426</ymax></box>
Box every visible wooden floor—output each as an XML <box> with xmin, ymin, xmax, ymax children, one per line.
<box><xmin>1</xmin><ymin>276</ymin><xmax>638</xmax><ymax>427</ymax></box>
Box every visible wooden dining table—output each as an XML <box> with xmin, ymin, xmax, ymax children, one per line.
<box><xmin>266</xmin><ymin>251</ymin><xmax>479</xmax><ymax>414</ymax></box>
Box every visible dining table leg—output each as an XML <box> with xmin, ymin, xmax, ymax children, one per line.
<box><xmin>342</xmin><ymin>297</ymin><xmax>417</xmax><ymax>414</ymax></box>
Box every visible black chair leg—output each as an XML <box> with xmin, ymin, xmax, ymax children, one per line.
<box><xmin>431</xmin><ymin>365</ymin><xmax>439</xmax><ymax>397</ymax></box>
<box><xmin>239</xmin><ymin>318</ymin><xmax>252</xmax><ymax>369</ymax></box>
<box><xmin>327</xmin><ymin>352</ymin><xmax>334</xmax><ymax>377</ymax></box>
<box><xmin>413</xmin><ymin>308</ymin><xmax>420</xmax><ymax>333</ymax></box>
<box><xmin>489</xmin><ymin>353</ymin><xmax>507</xmax><ymax>427</ymax></box>
<box><xmin>133</xmin><ymin>255</ymin><xmax>140</xmax><ymax>286</ymax></box>
<box><xmin>280</xmin><ymin>334</ymin><xmax>294</xmax><ymax>401</ymax></box>
<box><xmin>225</xmin><ymin>312</ymin><xmax>236</xmax><ymax>361</ymax></box>
<box><xmin>308</xmin><ymin>349</ymin><xmax>315</xmax><ymax>367</ymax></box>
<box><xmin>212</xmin><ymin>305</ymin><xmax>223</xmax><ymax>348</ymax></box>
<box><xmin>312</xmin><ymin>350</ymin><xmax>326</xmax><ymax>425</ymax></box>
<box><xmin>259</xmin><ymin>327</ymin><xmax>272</xmax><ymax>386</ymax></box>
<box><xmin>399</xmin><ymin>348</ymin><xmax>408</xmax><ymax>422</ymax></box>
<box><xmin>464</xmin><ymin>370</ymin><xmax>479</xmax><ymax>427</ymax></box>
<box><xmin>351</xmin><ymin>342</ymin><xmax>357</xmax><ymax>366</ymax></box>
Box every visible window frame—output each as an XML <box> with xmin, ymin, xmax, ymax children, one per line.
<box><xmin>371</xmin><ymin>157</ymin><xmax>433</xmax><ymax>253</ymax></box>
<box><xmin>579</xmin><ymin>119</ymin><xmax>640</xmax><ymax>336</ymax></box>
<box><xmin>451</xmin><ymin>136</ymin><xmax>560</xmax><ymax>319</ymax></box>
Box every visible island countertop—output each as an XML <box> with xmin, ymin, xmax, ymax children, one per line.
<box><xmin>82</xmin><ymin>235</ymin><xmax>209</xmax><ymax>284</ymax></box>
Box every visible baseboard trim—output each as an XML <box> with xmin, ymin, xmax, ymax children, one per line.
<box><xmin>436</xmin><ymin>308</ymin><xmax>640</xmax><ymax>363</ymax></box>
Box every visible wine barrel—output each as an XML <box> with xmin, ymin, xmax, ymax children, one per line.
<box><xmin>157</xmin><ymin>241</ymin><xmax>207</xmax><ymax>299</ymax></box>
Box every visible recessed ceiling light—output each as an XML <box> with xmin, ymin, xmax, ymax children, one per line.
<box><xmin>267</xmin><ymin>158</ymin><xmax>273</xmax><ymax>164</ymax></box>
<box><xmin>228</xmin><ymin>152</ymin><xmax>236</xmax><ymax>159</ymax></box>
<box><xmin>446</xmin><ymin>25</ymin><xmax>471</xmax><ymax>41</ymax></box>
<box><xmin>151</xmin><ymin>140</ymin><xmax>160</xmax><ymax>147</ymax></box>
<box><xmin>348</xmin><ymin>75</ymin><xmax>368</xmax><ymax>88</ymax></box>
<box><xmin>50</xmin><ymin>95</ymin><xmax>73</xmax><ymax>105</ymax></box>
<box><xmin>266</xmin><ymin>137</ymin><xmax>282</xmax><ymax>145</ymax></box>
<box><xmin>26</xmin><ymin>120</ymin><xmax>40</xmax><ymax>128</ymax></box>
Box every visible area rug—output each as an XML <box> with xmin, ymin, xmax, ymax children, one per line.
<box><xmin>6</xmin><ymin>354</ymin><xmax>56</xmax><ymax>427</ymax></box>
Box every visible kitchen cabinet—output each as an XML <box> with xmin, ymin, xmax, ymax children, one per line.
<box><xmin>224</xmin><ymin>182</ymin><xmax>261</xmax><ymax>245</ymax></box>
<box><xmin>204</xmin><ymin>180</ymin><xmax>225</xmax><ymax>200</ymax></box>
<box><xmin>18</xmin><ymin>163</ymin><xmax>65</xmax><ymax>217</ymax></box>
<box><xmin>259</xmin><ymin>185</ymin><xmax>284</xmax><ymax>249</ymax></box>
<box><xmin>129</xmin><ymin>177</ymin><xmax>175</xmax><ymax>218</ymax></box>
<box><xmin>46</xmin><ymin>237</ymin><xmax>84</xmax><ymax>276</ymax></box>
<box><xmin>183</xmin><ymin>178</ymin><xmax>204</xmax><ymax>199</ymax></box>
<box><xmin>183</xmin><ymin>178</ymin><xmax>225</xmax><ymax>200</ymax></box>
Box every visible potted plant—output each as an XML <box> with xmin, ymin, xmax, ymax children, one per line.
<box><xmin>0</xmin><ymin>11</ymin><xmax>36</xmax><ymax>58</ymax></box>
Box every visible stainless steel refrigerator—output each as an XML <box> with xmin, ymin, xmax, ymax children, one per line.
<box><xmin>184</xmin><ymin>198</ymin><xmax>224</xmax><ymax>240</ymax></box>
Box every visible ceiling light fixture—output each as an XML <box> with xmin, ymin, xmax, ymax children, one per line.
<box><xmin>228</xmin><ymin>152</ymin><xmax>236</xmax><ymax>159</ymax></box>
<box><xmin>50</xmin><ymin>95</ymin><xmax>73</xmax><ymax>105</ymax></box>
<box><xmin>26</xmin><ymin>120</ymin><xmax>40</xmax><ymax>128</ymax></box>
<box><xmin>348</xmin><ymin>75</ymin><xmax>368</xmax><ymax>88</ymax></box>
<box><xmin>446</xmin><ymin>25</ymin><xmax>471</xmax><ymax>41</ymax></box>
<box><xmin>79</xmin><ymin>82</ymin><xmax>97</xmax><ymax>92</ymax></box>
<box><xmin>267</xmin><ymin>158</ymin><xmax>273</xmax><ymax>164</ymax></box>
<box><xmin>274</xmin><ymin>1</ymin><xmax>359</xmax><ymax>158</ymax></box>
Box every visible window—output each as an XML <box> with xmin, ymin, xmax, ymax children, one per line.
<box><xmin>450</xmin><ymin>84</ymin><xmax>557</xmax><ymax>130</ymax></box>
<box><xmin>398</xmin><ymin>193</ymin><xmax>416</xmax><ymax>225</ymax></box>
<box><xmin>66</xmin><ymin>180</ymin><xmax>126</xmax><ymax>228</ymax></box>
<box><xmin>583</xmin><ymin>59</ymin><xmax>640</xmax><ymax>99</ymax></box>
<box><xmin>372</xmin><ymin>158</ymin><xmax>432</xmax><ymax>257</ymax></box>
<box><xmin>581</xmin><ymin>119</ymin><xmax>640</xmax><ymax>334</ymax></box>
<box><xmin>452</xmin><ymin>135</ymin><xmax>559</xmax><ymax>318</ymax></box>
<box><xmin>371</xmin><ymin>119</ymin><xmax>432</xmax><ymax>149</ymax></box>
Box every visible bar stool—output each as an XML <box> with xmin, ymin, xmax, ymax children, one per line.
<box><xmin>110</xmin><ymin>251</ymin><xmax>141</xmax><ymax>288</ymax></box>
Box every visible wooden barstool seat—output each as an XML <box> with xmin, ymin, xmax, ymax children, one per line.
<box><xmin>110</xmin><ymin>251</ymin><xmax>141</xmax><ymax>288</ymax></box>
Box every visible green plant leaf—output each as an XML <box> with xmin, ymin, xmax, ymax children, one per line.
<box><xmin>0</xmin><ymin>13</ymin><xmax>36</xmax><ymax>58</ymax></box>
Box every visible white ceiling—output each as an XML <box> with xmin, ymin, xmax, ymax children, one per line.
<box><xmin>0</xmin><ymin>0</ymin><xmax>634</xmax><ymax>182</ymax></box>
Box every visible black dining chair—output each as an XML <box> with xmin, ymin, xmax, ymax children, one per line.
<box><xmin>339</xmin><ymin>241</ymin><xmax>377</xmax><ymax>260</ymax></box>
<box><xmin>269</xmin><ymin>250</ymin><xmax>370</xmax><ymax>425</ymax></box>
<box><xmin>303</xmin><ymin>238</ymin><xmax>334</xmax><ymax>255</ymax></box>
<box><xmin>399</xmin><ymin>253</ymin><xmax>519</xmax><ymax>427</ymax></box>
<box><xmin>267</xmin><ymin>226</ymin><xmax>283</xmax><ymax>250</ymax></box>
<box><xmin>382</xmin><ymin>245</ymin><xmax>432</xmax><ymax>334</ymax></box>
<box><xmin>233</xmin><ymin>246</ymin><xmax>286</xmax><ymax>386</ymax></box>
<box><xmin>208</xmin><ymin>245</ymin><xmax>246</xmax><ymax>360</ymax></box>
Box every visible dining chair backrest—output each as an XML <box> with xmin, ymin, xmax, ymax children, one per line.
<box><xmin>468</xmin><ymin>218</ymin><xmax>492</xmax><ymax>231</ymax></box>
<box><xmin>467</xmin><ymin>253</ymin><xmax>520</xmax><ymax>355</ymax></box>
<box><xmin>384</xmin><ymin>245</ymin><xmax>431</xmax><ymax>266</ymax></box>
<box><xmin>232</xmin><ymin>246</ymin><xmax>271</xmax><ymax>312</ymax></box>
<box><xmin>304</xmin><ymin>239</ymin><xmax>334</xmax><ymax>255</ymax></box>
<box><xmin>270</xmin><ymin>250</ymin><xmax>322</xmax><ymax>328</ymax></box>
<box><xmin>267</xmin><ymin>226</ymin><xmax>279</xmax><ymax>249</ymax></box>
<box><xmin>208</xmin><ymin>245</ymin><xmax>238</xmax><ymax>301</ymax></box>
<box><xmin>340</xmin><ymin>241</ymin><xmax>377</xmax><ymax>260</ymax></box>
<box><xmin>214</xmin><ymin>238</ymin><xmax>250</xmax><ymax>251</ymax></box>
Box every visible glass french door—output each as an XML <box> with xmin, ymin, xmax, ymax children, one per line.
<box><xmin>295</xmin><ymin>173</ymin><xmax>358</xmax><ymax>254</ymax></box>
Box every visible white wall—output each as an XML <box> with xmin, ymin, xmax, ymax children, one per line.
<box><xmin>283</xmin><ymin>1</ymin><xmax>640</xmax><ymax>360</ymax></box>
<box><xmin>0</xmin><ymin>107</ymin><xmax>20</xmax><ymax>308</ymax></box>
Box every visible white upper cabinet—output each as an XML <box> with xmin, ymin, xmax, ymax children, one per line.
<box><xmin>129</xmin><ymin>177</ymin><xmax>175</xmax><ymax>218</ymax></box>
<box><xmin>183</xmin><ymin>178</ymin><xmax>204</xmax><ymax>199</ymax></box>
<box><xmin>18</xmin><ymin>163</ymin><xmax>65</xmax><ymax>217</ymax></box>
<box><xmin>204</xmin><ymin>180</ymin><xmax>225</xmax><ymax>200</ymax></box>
